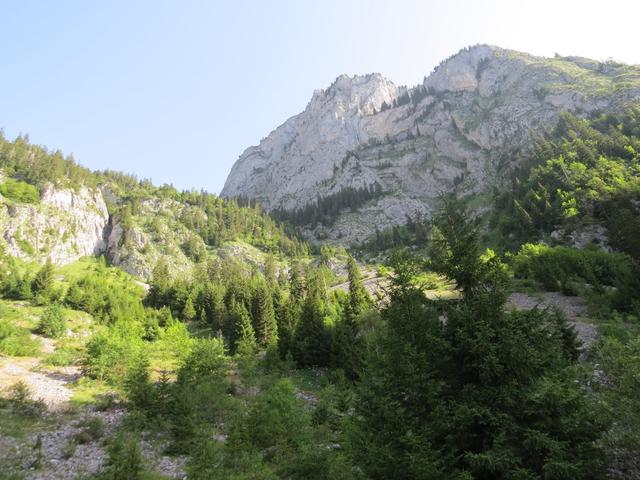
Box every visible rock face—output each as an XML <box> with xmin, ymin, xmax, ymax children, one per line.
<box><xmin>104</xmin><ymin>197</ymin><xmax>198</xmax><ymax>279</ymax></box>
<box><xmin>0</xmin><ymin>185</ymin><xmax>109</xmax><ymax>265</ymax></box>
<box><xmin>222</xmin><ymin>45</ymin><xmax>640</xmax><ymax>243</ymax></box>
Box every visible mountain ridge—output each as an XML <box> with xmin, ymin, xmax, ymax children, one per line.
<box><xmin>221</xmin><ymin>44</ymin><xmax>640</xmax><ymax>244</ymax></box>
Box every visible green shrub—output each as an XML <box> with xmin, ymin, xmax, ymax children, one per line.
<box><xmin>596</xmin><ymin>336</ymin><xmax>640</xmax><ymax>454</ymax></box>
<box><xmin>7</xmin><ymin>380</ymin><xmax>45</xmax><ymax>417</ymax></box>
<box><xmin>0</xmin><ymin>320</ymin><xmax>40</xmax><ymax>356</ymax></box>
<box><xmin>74</xmin><ymin>417</ymin><xmax>105</xmax><ymax>444</ymax></box>
<box><xmin>0</xmin><ymin>178</ymin><xmax>40</xmax><ymax>203</ymax></box>
<box><xmin>123</xmin><ymin>354</ymin><xmax>155</xmax><ymax>411</ymax></box>
<box><xmin>512</xmin><ymin>243</ymin><xmax>640</xmax><ymax>311</ymax></box>
<box><xmin>230</xmin><ymin>379</ymin><xmax>311</xmax><ymax>461</ymax></box>
<box><xmin>84</xmin><ymin>321</ymin><xmax>144</xmax><ymax>382</ymax></box>
<box><xmin>37</xmin><ymin>304</ymin><xmax>67</xmax><ymax>338</ymax></box>
<box><xmin>99</xmin><ymin>431</ymin><xmax>145</xmax><ymax>480</ymax></box>
<box><xmin>44</xmin><ymin>344</ymin><xmax>81</xmax><ymax>366</ymax></box>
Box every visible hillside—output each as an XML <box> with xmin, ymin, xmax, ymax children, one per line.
<box><xmin>222</xmin><ymin>45</ymin><xmax>640</xmax><ymax>244</ymax></box>
<box><xmin>0</xmin><ymin>133</ymin><xmax>308</xmax><ymax>279</ymax></box>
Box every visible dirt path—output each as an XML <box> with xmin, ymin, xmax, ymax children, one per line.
<box><xmin>508</xmin><ymin>292</ymin><xmax>598</xmax><ymax>352</ymax></box>
<box><xmin>0</xmin><ymin>333</ymin><xmax>80</xmax><ymax>412</ymax></box>
<box><xmin>0</xmin><ymin>334</ymin><xmax>188</xmax><ymax>479</ymax></box>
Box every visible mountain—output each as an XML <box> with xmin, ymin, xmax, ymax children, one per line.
<box><xmin>221</xmin><ymin>45</ymin><xmax>640</xmax><ymax>243</ymax></box>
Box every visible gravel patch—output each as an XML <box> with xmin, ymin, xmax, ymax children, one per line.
<box><xmin>508</xmin><ymin>292</ymin><xmax>598</xmax><ymax>354</ymax></box>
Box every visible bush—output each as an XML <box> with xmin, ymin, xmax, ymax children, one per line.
<box><xmin>0</xmin><ymin>320</ymin><xmax>40</xmax><ymax>356</ymax></box>
<box><xmin>512</xmin><ymin>243</ymin><xmax>640</xmax><ymax>311</ymax></box>
<box><xmin>7</xmin><ymin>380</ymin><xmax>45</xmax><ymax>417</ymax></box>
<box><xmin>99</xmin><ymin>431</ymin><xmax>145</xmax><ymax>480</ymax></box>
<box><xmin>37</xmin><ymin>304</ymin><xmax>67</xmax><ymax>338</ymax></box>
<box><xmin>177</xmin><ymin>338</ymin><xmax>227</xmax><ymax>385</ymax></box>
<box><xmin>0</xmin><ymin>178</ymin><xmax>40</xmax><ymax>203</ymax></box>
<box><xmin>84</xmin><ymin>321</ymin><xmax>144</xmax><ymax>382</ymax></box>
<box><xmin>230</xmin><ymin>379</ymin><xmax>311</xmax><ymax>461</ymax></box>
<box><xmin>74</xmin><ymin>416</ymin><xmax>105</xmax><ymax>444</ymax></box>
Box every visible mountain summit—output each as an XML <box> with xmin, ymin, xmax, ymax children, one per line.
<box><xmin>221</xmin><ymin>45</ymin><xmax>640</xmax><ymax>243</ymax></box>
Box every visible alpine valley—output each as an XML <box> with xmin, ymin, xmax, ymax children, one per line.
<box><xmin>1</xmin><ymin>45</ymin><xmax>640</xmax><ymax>480</ymax></box>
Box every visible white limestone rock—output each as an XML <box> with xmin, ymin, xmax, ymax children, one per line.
<box><xmin>0</xmin><ymin>184</ymin><xmax>109</xmax><ymax>265</ymax></box>
<box><xmin>222</xmin><ymin>45</ymin><xmax>640</xmax><ymax>244</ymax></box>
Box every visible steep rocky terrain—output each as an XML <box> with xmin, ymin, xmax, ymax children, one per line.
<box><xmin>0</xmin><ymin>183</ymin><xmax>109</xmax><ymax>265</ymax></box>
<box><xmin>0</xmin><ymin>179</ymin><xmax>284</xmax><ymax>280</ymax></box>
<box><xmin>222</xmin><ymin>45</ymin><xmax>640</xmax><ymax>243</ymax></box>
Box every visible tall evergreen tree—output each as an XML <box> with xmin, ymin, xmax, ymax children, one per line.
<box><xmin>31</xmin><ymin>257</ymin><xmax>55</xmax><ymax>299</ymax></box>
<box><xmin>346</xmin><ymin>255</ymin><xmax>370</xmax><ymax>320</ymax></box>
<box><xmin>182</xmin><ymin>295</ymin><xmax>196</xmax><ymax>322</ymax></box>
<box><xmin>292</xmin><ymin>268</ymin><xmax>331</xmax><ymax>367</ymax></box>
<box><xmin>264</xmin><ymin>254</ymin><xmax>277</xmax><ymax>286</ymax></box>
<box><xmin>229</xmin><ymin>298</ymin><xmax>256</xmax><ymax>354</ymax></box>
<box><xmin>288</xmin><ymin>261</ymin><xmax>305</xmax><ymax>303</ymax></box>
<box><xmin>348</xmin><ymin>202</ymin><xmax>606</xmax><ymax>479</ymax></box>
<box><xmin>254</xmin><ymin>282</ymin><xmax>278</xmax><ymax>346</ymax></box>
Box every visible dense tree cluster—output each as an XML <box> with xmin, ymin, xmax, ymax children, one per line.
<box><xmin>0</xmin><ymin>132</ymin><xmax>96</xmax><ymax>188</ymax></box>
<box><xmin>492</xmin><ymin>106</ymin><xmax>640</xmax><ymax>259</ymax></box>
<box><xmin>146</xmin><ymin>253</ymin><xmax>371</xmax><ymax>375</ymax></box>
<box><xmin>272</xmin><ymin>184</ymin><xmax>383</xmax><ymax>227</ymax></box>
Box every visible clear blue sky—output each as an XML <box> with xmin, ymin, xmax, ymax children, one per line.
<box><xmin>2</xmin><ymin>0</ymin><xmax>639</xmax><ymax>193</ymax></box>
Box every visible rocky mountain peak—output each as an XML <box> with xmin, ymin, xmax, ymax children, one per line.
<box><xmin>222</xmin><ymin>46</ymin><xmax>640</xmax><ymax>244</ymax></box>
<box><xmin>310</xmin><ymin>73</ymin><xmax>400</xmax><ymax>117</ymax></box>
<box><xmin>424</xmin><ymin>44</ymin><xmax>497</xmax><ymax>93</ymax></box>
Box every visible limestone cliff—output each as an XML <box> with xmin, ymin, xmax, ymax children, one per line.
<box><xmin>0</xmin><ymin>184</ymin><xmax>109</xmax><ymax>265</ymax></box>
<box><xmin>221</xmin><ymin>45</ymin><xmax>640</xmax><ymax>243</ymax></box>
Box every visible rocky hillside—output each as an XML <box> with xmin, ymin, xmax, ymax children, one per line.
<box><xmin>0</xmin><ymin>133</ymin><xmax>308</xmax><ymax>279</ymax></box>
<box><xmin>0</xmin><ymin>182</ymin><xmax>109</xmax><ymax>265</ymax></box>
<box><xmin>221</xmin><ymin>45</ymin><xmax>640</xmax><ymax>243</ymax></box>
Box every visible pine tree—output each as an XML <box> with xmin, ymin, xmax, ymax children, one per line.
<box><xmin>148</xmin><ymin>257</ymin><xmax>171</xmax><ymax>307</ymax></box>
<box><xmin>264</xmin><ymin>254</ymin><xmax>277</xmax><ymax>286</ymax></box>
<box><xmin>346</xmin><ymin>255</ymin><xmax>370</xmax><ymax>320</ymax></box>
<box><xmin>230</xmin><ymin>298</ymin><xmax>256</xmax><ymax>354</ymax></box>
<box><xmin>288</xmin><ymin>261</ymin><xmax>305</xmax><ymax>302</ymax></box>
<box><xmin>254</xmin><ymin>283</ymin><xmax>278</xmax><ymax>346</ymax></box>
<box><xmin>292</xmin><ymin>269</ymin><xmax>331</xmax><ymax>367</ymax></box>
<box><xmin>31</xmin><ymin>257</ymin><xmax>54</xmax><ymax>299</ymax></box>
<box><xmin>275</xmin><ymin>293</ymin><xmax>298</xmax><ymax>360</ymax></box>
<box><xmin>349</xmin><ymin>202</ymin><xmax>607</xmax><ymax>479</ymax></box>
<box><xmin>182</xmin><ymin>295</ymin><xmax>196</xmax><ymax>322</ymax></box>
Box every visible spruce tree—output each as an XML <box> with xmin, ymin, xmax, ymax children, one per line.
<box><xmin>346</xmin><ymin>255</ymin><xmax>370</xmax><ymax>320</ymax></box>
<box><xmin>264</xmin><ymin>253</ymin><xmax>277</xmax><ymax>286</ymax></box>
<box><xmin>288</xmin><ymin>261</ymin><xmax>305</xmax><ymax>303</ymax></box>
<box><xmin>292</xmin><ymin>268</ymin><xmax>331</xmax><ymax>367</ymax></box>
<box><xmin>182</xmin><ymin>295</ymin><xmax>196</xmax><ymax>322</ymax></box>
<box><xmin>31</xmin><ymin>257</ymin><xmax>54</xmax><ymax>299</ymax></box>
<box><xmin>349</xmin><ymin>202</ymin><xmax>606</xmax><ymax>479</ymax></box>
<box><xmin>254</xmin><ymin>283</ymin><xmax>278</xmax><ymax>346</ymax></box>
<box><xmin>230</xmin><ymin>298</ymin><xmax>256</xmax><ymax>354</ymax></box>
<box><xmin>148</xmin><ymin>257</ymin><xmax>171</xmax><ymax>307</ymax></box>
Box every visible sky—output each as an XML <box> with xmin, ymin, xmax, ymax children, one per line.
<box><xmin>1</xmin><ymin>0</ymin><xmax>640</xmax><ymax>194</ymax></box>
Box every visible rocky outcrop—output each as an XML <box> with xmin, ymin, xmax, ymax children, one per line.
<box><xmin>222</xmin><ymin>45</ymin><xmax>640</xmax><ymax>243</ymax></box>
<box><xmin>0</xmin><ymin>184</ymin><xmax>109</xmax><ymax>265</ymax></box>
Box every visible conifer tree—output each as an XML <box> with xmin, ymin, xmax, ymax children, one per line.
<box><xmin>288</xmin><ymin>261</ymin><xmax>305</xmax><ymax>303</ymax></box>
<box><xmin>31</xmin><ymin>257</ymin><xmax>55</xmax><ymax>299</ymax></box>
<box><xmin>346</xmin><ymin>255</ymin><xmax>370</xmax><ymax>320</ymax></box>
<box><xmin>230</xmin><ymin>298</ymin><xmax>256</xmax><ymax>354</ymax></box>
<box><xmin>148</xmin><ymin>257</ymin><xmax>171</xmax><ymax>307</ymax></box>
<box><xmin>292</xmin><ymin>268</ymin><xmax>331</xmax><ymax>367</ymax></box>
<box><xmin>182</xmin><ymin>295</ymin><xmax>196</xmax><ymax>322</ymax></box>
<box><xmin>349</xmin><ymin>201</ymin><xmax>606</xmax><ymax>479</ymax></box>
<box><xmin>254</xmin><ymin>282</ymin><xmax>278</xmax><ymax>346</ymax></box>
<box><xmin>264</xmin><ymin>253</ymin><xmax>277</xmax><ymax>286</ymax></box>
